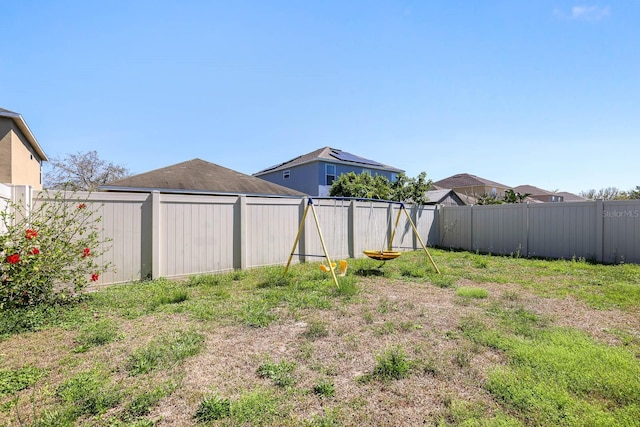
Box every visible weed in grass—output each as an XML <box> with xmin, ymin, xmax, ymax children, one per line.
<box><xmin>257</xmin><ymin>359</ymin><xmax>297</xmax><ymax>388</ymax></box>
<box><xmin>304</xmin><ymin>320</ymin><xmax>330</xmax><ymax>339</ymax></box>
<box><xmin>455</xmin><ymin>286</ymin><xmax>489</xmax><ymax>299</ymax></box>
<box><xmin>428</xmin><ymin>273</ymin><xmax>456</xmax><ymax>288</ymax></box>
<box><xmin>153</xmin><ymin>289</ymin><xmax>188</xmax><ymax>306</ymax></box>
<box><xmin>400</xmin><ymin>265</ymin><xmax>427</xmax><ymax>278</ymax></box>
<box><xmin>473</xmin><ymin>258</ymin><xmax>489</xmax><ymax>269</ymax></box>
<box><xmin>334</xmin><ymin>276</ymin><xmax>359</xmax><ymax>298</ymax></box>
<box><xmin>240</xmin><ymin>299</ymin><xmax>277</xmax><ymax>328</ymax></box>
<box><xmin>73</xmin><ymin>318</ymin><xmax>119</xmax><ymax>353</ymax></box>
<box><xmin>257</xmin><ymin>266</ymin><xmax>291</xmax><ymax>288</ymax></box>
<box><xmin>126</xmin><ymin>330</ymin><xmax>204</xmax><ymax>375</ymax></box>
<box><xmin>360</xmin><ymin>346</ymin><xmax>413</xmax><ymax>382</ymax></box>
<box><xmin>305</xmin><ymin>411</ymin><xmax>342</xmax><ymax>427</ymax></box>
<box><xmin>453</xmin><ymin>346</ymin><xmax>472</xmax><ymax>368</ymax></box>
<box><xmin>230</xmin><ymin>388</ymin><xmax>282</xmax><ymax>426</ymax></box>
<box><xmin>56</xmin><ymin>369</ymin><xmax>121</xmax><ymax>417</ymax></box>
<box><xmin>361</xmin><ymin>309</ymin><xmax>374</xmax><ymax>324</ymax></box>
<box><xmin>298</xmin><ymin>342</ymin><xmax>314</xmax><ymax>360</ymax></box>
<box><xmin>0</xmin><ymin>366</ymin><xmax>47</xmax><ymax>397</ymax></box>
<box><xmin>193</xmin><ymin>392</ymin><xmax>231</xmax><ymax>423</ymax></box>
<box><xmin>373</xmin><ymin>321</ymin><xmax>396</xmax><ymax>336</ymax></box>
<box><xmin>187</xmin><ymin>273</ymin><xmax>230</xmax><ymax>288</ymax></box>
<box><xmin>32</xmin><ymin>407</ymin><xmax>78</xmax><ymax>427</ymax></box>
<box><xmin>125</xmin><ymin>382</ymin><xmax>177</xmax><ymax>418</ymax></box>
<box><xmin>230</xmin><ymin>270</ymin><xmax>246</xmax><ymax>281</ymax></box>
<box><xmin>312</xmin><ymin>379</ymin><xmax>336</xmax><ymax>397</ymax></box>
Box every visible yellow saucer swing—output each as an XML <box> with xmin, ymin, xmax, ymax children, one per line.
<box><xmin>361</xmin><ymin>201</ymin><xmax>440</xmax><ymax>273</ymax></box>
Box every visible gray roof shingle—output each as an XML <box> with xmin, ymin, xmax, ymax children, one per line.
<box><xmin>100</xmin><ymin>158</ymin><xmax>306</xmax><ymax>197</ymax></box>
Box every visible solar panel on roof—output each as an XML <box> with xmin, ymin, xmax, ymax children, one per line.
<box><xmin>329</xmin><ymin>150</ymin><xmax>385</xmax><ymax>167</ymax></box>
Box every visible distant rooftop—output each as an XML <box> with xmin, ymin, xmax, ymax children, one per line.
<box><xmin>100</xmin><ymin>158</ymin><xmax>307</xmax><ymax>197</ymax></box>
<box><xmin>433</xmin><ymin>173</ymin><xmax>510</xmax><ymax>190</ymax></box>
<box><xmin>254</xmin><ymin>146</ymin><xmax>404</xmax><ymax>175</ymax></box>
<box><xmin>0</xmin><ymin>107</ymin><xmax>48</xmax><ymax>161</ymax></box>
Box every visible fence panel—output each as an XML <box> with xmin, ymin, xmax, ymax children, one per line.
<box><xmin>158</xmin><ymin>194</ymin><xmax>237</xmax><ymax>277</ymax></box>
<box><xmin>246</xmin><ymin>197</ymin><xmax>303</xmax><ymax>267</ymax></box>
<box><xmin>413</xmin><ymin>205</ymin><xmax>439</xmax><ymax>247</ymax></box>
<box><xmin>32</xmin><ymin>190</ymin><xmax>150</xmax><ymax>285</ymax></box>
<box><xmin>439</xmin><ymin>206</ymin><xmax>472</xmax><ymax>250</ymax></box>
<box><xmin>603</xmin><ymin>200</ymin><xmax>640</xmax><ymax>264</ymax></box>
<box><xmin>528</xmin><ymin>202</ymin><xmax>597</xmax><ymax>260</ymax></box>
<box><xmin>472</xmin><ymin>204</ymin><xmax>528</xmax><ymax>255</ymax></box>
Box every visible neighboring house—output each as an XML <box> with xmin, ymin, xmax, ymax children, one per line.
<box><xmin>556</xmin><ymin>191</ymin><xmax>587</xmax><ymax>202</ymax></box>
<box><xmin>514</xmin><ymin>185</ymin><xmax>564</xmax><ymax>203</ymax></box>
<box><xmin>433</xmin><ymin>173</ymin><xmax>511</xmax><ymax>200</ymax></box>
<box><xmin>0</xmin><ymin>108</ymin><xmax>48</xmax><ymax>189</ymax></box>
<box><xmin>99</xmin><ymin>158</ymin><xmax>306</xmax><ymax>197</ymax></box>
<box><xmin>253</xmin><ymin>147</ymin><xmax>404</xmax><ymax>197</ymax></box>
<box><xmin>424</xmin><ymin>189</ymin><xmax>474</xmax><ymax>206</ymax></box>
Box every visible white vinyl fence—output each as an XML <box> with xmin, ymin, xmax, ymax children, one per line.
<box><xmin>25</xmin><ymin>189</ymin><xmax>438</xmax><ymax>286</ymax></box>
<box><xmin>439</xmin><ymin>200</ymin><xmax>640</xmax><ymax>264</ymax></box>
<box><xmin>2</xmin><ymin>184</ymin><xmax>640</xmax><ymax>287</ymax></box>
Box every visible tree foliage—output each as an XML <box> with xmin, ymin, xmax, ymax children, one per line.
<box><xmin>44</xmin><ymin>151</ymin><xmax>130</xmax><ymax>191</ymax></box>
<box><xmin>579</xmin><ymin>186</ymin><xmax>640</xmax><ymax>200</ymax></box>
<box><xmin>329</xmin><ymin>172</ymin><xmax>433</xmax><ymax>204</ymax></box>
<box><xmin>477</xmin><ymin>189</ymin><xmax>531</xmax><ymax>205</ymax></box>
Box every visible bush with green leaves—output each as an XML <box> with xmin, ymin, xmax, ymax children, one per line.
<box><xmin>0</xmin><ymin>191</ymin><xmax>112</xmax><ymax>309</ymax></box>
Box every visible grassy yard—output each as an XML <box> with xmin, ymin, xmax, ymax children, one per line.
<box><xmin>1</xmin><ymin>250</ymin><xmax>640</xmax><ymax>426</ymax></box>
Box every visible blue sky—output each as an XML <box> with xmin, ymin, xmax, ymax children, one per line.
<box><xmin>2</xmin><ymin>1</ymin><xmax>638</xmax><ymax>194</ymax></box>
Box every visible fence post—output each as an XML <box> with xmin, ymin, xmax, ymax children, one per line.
<box><xmin>469</xmin><ymin>205</ymin><xmax>474</xmax><ymax>252</ymax></box>
<box><xmin>348</xmin><ymin>200</ymin><xmax>356</xmax><ymax>258</ymax></box>
<box><xmin>236</xmin><ymin>195</ymin><xmax>248</xmax><ymax>269</ymax></box>
<box><xmin>151</xmin><ymin>191</ymin><xmax>161</xmax><ymax>279</ymax></box>
<box><xmin>595</xmin><ymin>199</ymin><xmax>604</xmax><ymax>263</ymax></box>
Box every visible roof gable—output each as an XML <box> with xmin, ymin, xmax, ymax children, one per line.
<box><xmin>254</xmin><ymin>146</ymin><xmax>403</xmax><ymax>175</ymax></box>
<box><xmin>100</xmin><ymin>158</ymin><xmax>306</xmax><ymax>196</ymax></box>
<box><xmin>0</xmin><ymin>107</ymin><xmax>48</xmax><ymax>161</ymax></box>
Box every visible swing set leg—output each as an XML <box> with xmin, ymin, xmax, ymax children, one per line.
<box><xmin>284</xmin><ymin>199</ymin><xmax>340</xmax><ymax>288</ymax></box>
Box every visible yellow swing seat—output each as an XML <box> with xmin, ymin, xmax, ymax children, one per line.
<box><xmin>363</xmin><ymin>250</ymin><xmax>402</xmax><ymax>261</ymax></box>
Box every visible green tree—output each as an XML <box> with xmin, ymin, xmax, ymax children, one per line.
<box><xmin>329</xmin><ymin>171</ymin><xmax>433</xmax><ymax>204</ymax></box>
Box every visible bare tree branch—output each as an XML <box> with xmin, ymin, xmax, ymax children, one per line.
<box><xmin>43</xmin><ymin>151</ymin><xmax>131</xmax><ymax>191</ymax></box>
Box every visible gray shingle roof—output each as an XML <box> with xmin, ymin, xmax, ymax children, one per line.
<box><xmin>514</xmin><ymin>185</ymin><xmax>554</xmax><ymax>196</ymax></box>
<box><xmin>100</xmin><ymin>158</ymin><xmax>306</xmax><ymax>197</ymax></box>
<box><xmin>254</xmin><ymin>147</ymin><xmax>404</xmax><ymax>175</ymax></box>
<box><xmin>433</xmin><ymin>173</ymin><xmax>510</xmax><ymax>189</ymax></box>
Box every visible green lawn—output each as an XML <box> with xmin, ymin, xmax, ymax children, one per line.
<box><xmin>1</xmin><ymin>249</ymin><xmax>639</xmax><ymax>426</ymax></box>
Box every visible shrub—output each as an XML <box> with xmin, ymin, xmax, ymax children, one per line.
<box><xmin>0</xmin><ymin>191</ymin><xmax>112</xmax><ymax>309</ymax></box>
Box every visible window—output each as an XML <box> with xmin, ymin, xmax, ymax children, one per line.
<box><xmin>391</xmin><ymin>173</ymin><xmax>398</xmax><ymax>182</ymax></box>
<box><xmin>283</xmin><ymin>170</ymin><xmax>290</xmax><ymax>179</ymax></box>
<box><xmin>325</xmin><ymin>164</ymin><xmax>336</xmax><ymax>185</ymax></box>
<box><xmin>491</xmin><ymin>188</ymin><xmax>497</xmax><ymax>196</ymax></box>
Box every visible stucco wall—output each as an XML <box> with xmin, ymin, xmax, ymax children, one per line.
<box><xmin>0</xmin><ymin>117</ymin><xmax>43</xmax><ymax>189</ymax></box>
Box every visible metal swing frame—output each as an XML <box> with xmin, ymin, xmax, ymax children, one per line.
<box><xmin>284</xmin><ymin>198</ymin><xmax>340</xmax><ymax>288</ymax></box>
<box><xmin>365</xmin><ymin>202</ymin><xmax>440</xmax><ymax>274</ymax></box>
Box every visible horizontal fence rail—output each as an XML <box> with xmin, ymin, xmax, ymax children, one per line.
<box><xmin>2</xmin><ymin>184</ymin><xmax>639</xmax><ymax>287</ymax></box>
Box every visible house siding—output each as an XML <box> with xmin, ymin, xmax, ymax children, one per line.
<box><xmin>258</xmin><ymin>162</ymin><xmax>318</xmax><ymax>195</ymax></box>
<box><xmin>0</xmin><ymin>117</ymin><xmax>43</xmax><ymax>189</ymax></box>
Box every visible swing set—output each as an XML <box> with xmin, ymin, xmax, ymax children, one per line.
<box><xmin>284</xmin><ymin>198</ymin><xmax>440</xmax><ymax>288</ymax></box>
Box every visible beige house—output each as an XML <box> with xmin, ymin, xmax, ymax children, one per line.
<box><xmin>0</xmin><ymin>108</ymin><xmax>48</xmax><ymax>189</ymax></box>
<box><xmin>433</xmin><ymin>173</ymin><xmax>511</xmax><ymax>200</ymax></box>
<box><xmin>514</xmin><ymin>185</ymin><xmax>564</xmax><ymax>203</ymax></box>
